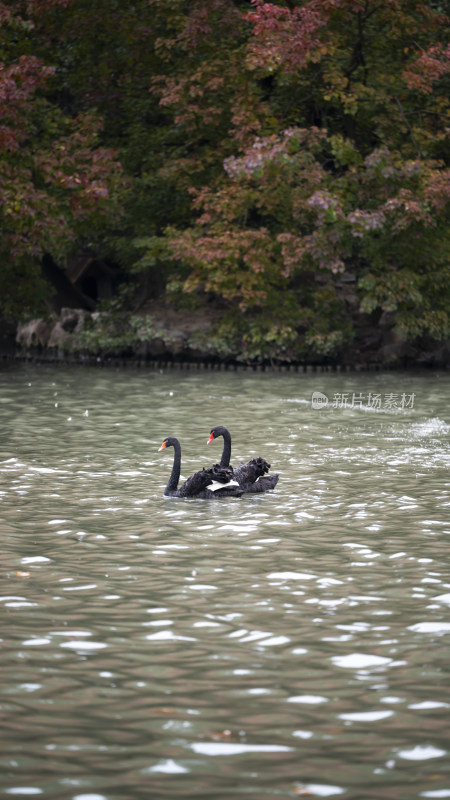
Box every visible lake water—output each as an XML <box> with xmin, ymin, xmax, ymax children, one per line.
<box><xmin>1</xmin><ymin>362</ymin><xmax>450</xmax><ymax>800</ymax></box>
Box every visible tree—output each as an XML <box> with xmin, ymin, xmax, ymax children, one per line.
<box><xmin>0</xmin><ymin>0</ymin><xmax>125</xmax><ymax>317</ymax></box>
<box><xmin>148</xmin><ymin>0</ymin><xmax>450</xmax><ymax>360</ymax></box>
<box><xmin>1</xmin><ymin>0</ymin><xmax>449</xmax><ymax>364</ymax></box>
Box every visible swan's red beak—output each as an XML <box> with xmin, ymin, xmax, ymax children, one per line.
<box><xmin>207</xmin><ymin>432</ymin><xmax>214</xmax><ymax>445</ymax></box>
<box><xmin>158</xmin><ymin>441</ymin><xmax>167</xmax><ymax>451</ymax></box>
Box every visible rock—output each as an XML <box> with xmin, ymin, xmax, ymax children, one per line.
<box><xmin>16</xmin><ymin>319</ymin><xmax>54</xmax><ymax>348</ymax></box>
<box><xmin>60</xmin><ymin>307</ymin><xmax>90</xmax><ymax>333</ymax></box>
<box><xmin>379</xmin><ymin>311</ymin><xmax>397</xmax><ymax>329</ymax></box>
<box><xmin>162</xmin><ymin>329</ymin><xmax>189</xmax><ymax>354</ymax></box>
<box><xmin>47</xmin><ymin>321</ymin><xmax>71</xmax><ymax>349</ymax></box>
<box><xmin>379</xmin><ymin>340</ymin><xmax>416</xmax><ymax>364</ymax></box>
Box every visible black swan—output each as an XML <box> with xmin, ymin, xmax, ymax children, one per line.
<box><xmin>207</xmin><ymin>426</ymin><xmax>279</xmax><ymax>493</ymax></box>
<box><xmin>159</xmin><ymin>437</ymin><xmax>243</xmax><ymax>498</ymax></box>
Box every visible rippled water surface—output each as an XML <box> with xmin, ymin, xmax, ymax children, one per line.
<box><xmin>1</xmin><ymin>363</ymin><xmax>450</xmax><ymax>800</ymax></box>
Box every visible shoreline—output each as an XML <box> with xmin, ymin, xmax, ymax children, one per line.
<box><xmin>2</xmin><ymin>350</ymin><xmax>448</xmax><ymax>373</ymax></box>
<box><xmin>2</xmin><ymin>307</ymin><xmax>449</xmax><ymax>371</ymax></box>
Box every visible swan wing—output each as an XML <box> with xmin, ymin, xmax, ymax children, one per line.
<box><xmin>240</xmin><ymin>473</ymin><xmax>279</xmax><ymax>493</ymax></box>
<box><xmin>179</xmin><ymin>468</ymin><xmax>214</xmax><ymax>497</ymax></box>
<box><xmin>233</xmin><ymin>457</ymin><xmax>271</xmax><ymax>486</ymax></box>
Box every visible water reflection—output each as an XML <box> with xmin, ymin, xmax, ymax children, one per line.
<box><xmin>1</xmin><ymin>363</ymin><xmax>450</xmax><ymax>799</ymax></box>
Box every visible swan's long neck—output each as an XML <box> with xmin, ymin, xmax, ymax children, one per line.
<box><xmin>166</xmin><ymin>439</ymin><xmax>181</xmax><ymax>493</ymax></box>
<box><xmin>220</xmin><ymin>429</ymin><xmax>232</xmax><ymax>467</ymax></box>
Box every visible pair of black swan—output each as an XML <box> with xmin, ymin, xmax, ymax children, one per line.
<box><xmin>159</xmin><ymin>425</ymin><xmax>278</xmax><ymax>499</ymax></box>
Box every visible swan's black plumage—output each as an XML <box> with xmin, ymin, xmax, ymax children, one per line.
<box><xmin>207</xmin><ymin>426</ymin><xmax>279</xmax><ymax>493</ymax></box>
<box><xmin>159</xmin><ymin>437</ymin><xmax>243</xmax><ymax>498</ymax></box>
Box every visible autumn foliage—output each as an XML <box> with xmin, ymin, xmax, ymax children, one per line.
<box><xmin>1</xmin><ymin>0</ymin><xmax>449</xmax><ymax>361</ymax></box>
<box><xmin>0</xmin><ymin>0</ymin><xmax>124</xmax><ymax>314</ymax></box>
